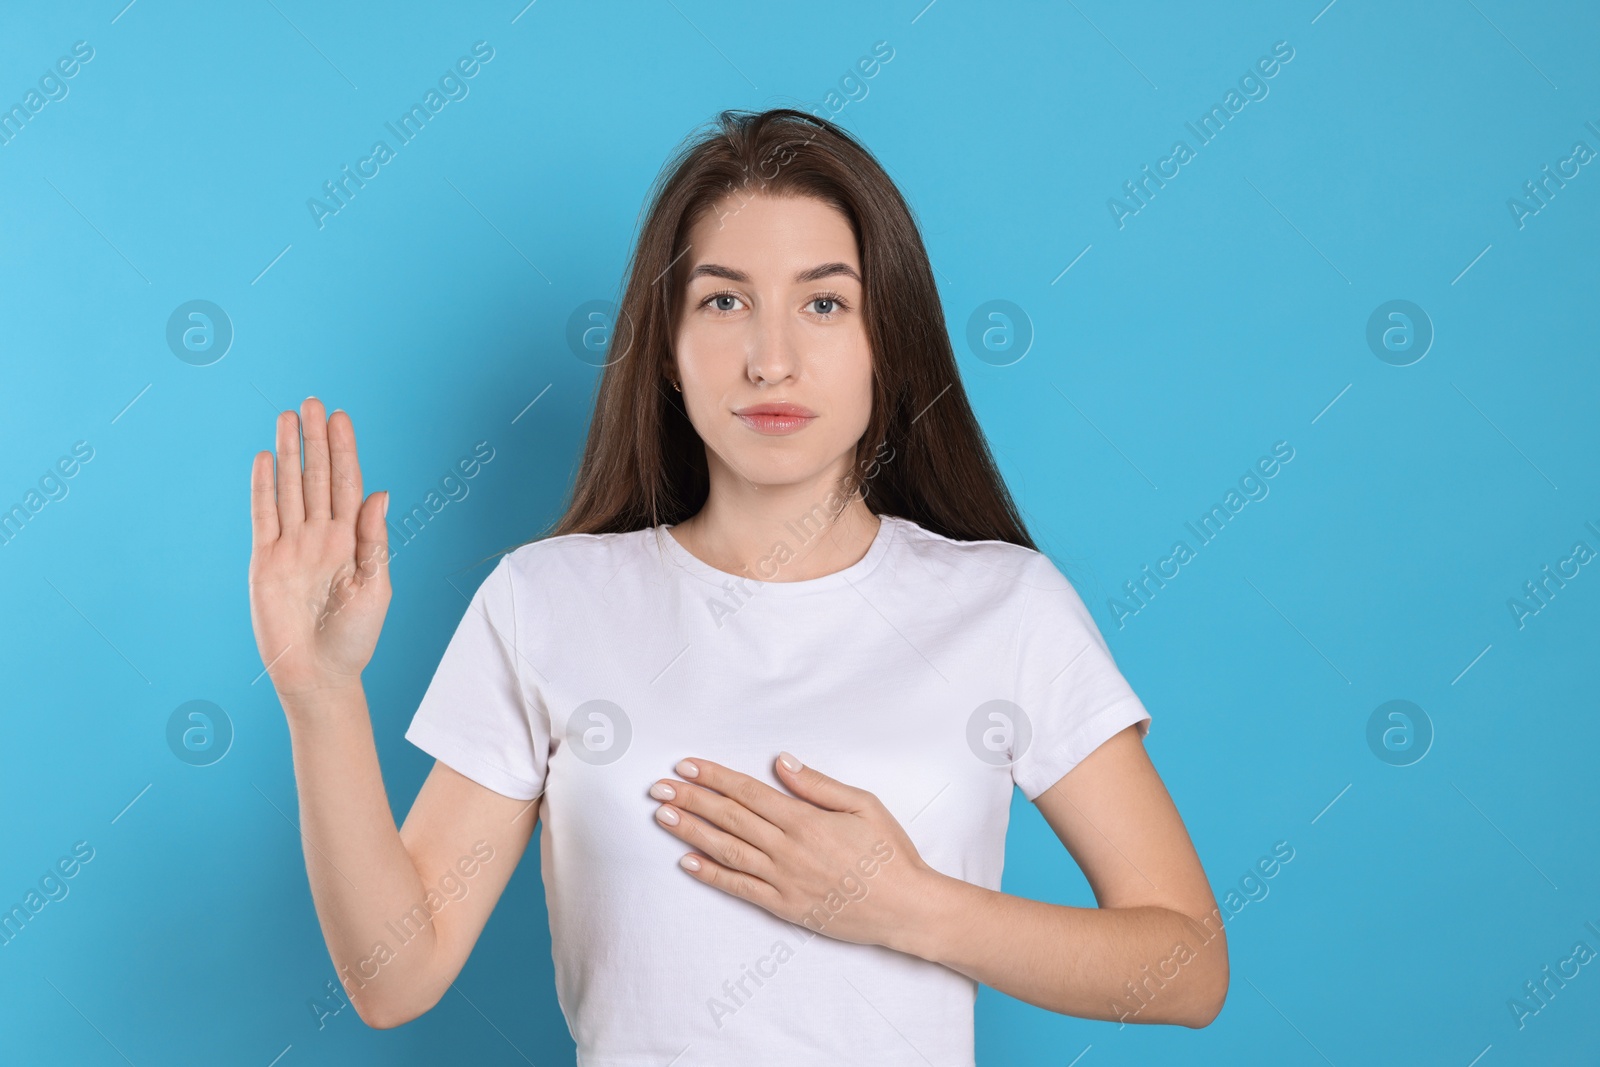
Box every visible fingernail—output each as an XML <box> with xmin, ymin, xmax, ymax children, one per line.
<box><xmin>649</xmin><ymin>782</ymin><xmax>675</xmax><ymax>800</ymax></box>
<box><xmin>778</xmin><ymin>751</ymin><xmax>801</xmax><ymax>772</ymax></box>
<box><xmin>680</xmin><ymin>854</ymin><xmax>702</xmax><ymax>872</ymax></box>
<box><xmin>381</xmin><ymin>492</ymin><xmax>389</xmax><ymax>518</ymax></box>
<box><xmin>676</xmin><ymin>759</ymin><xmax>699</xmax><ymax>779</ymax></box>
<box><xmin>655</xmin><ymin>805</ymin><xmax>679</xmax><ymax>826</ymax></box>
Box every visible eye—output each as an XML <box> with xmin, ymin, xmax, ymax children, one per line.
<box><xmin>699</xmin><ymin>290</ymin><xmax>745</xmax><ymax>316</ymax></box>
<box><xmin>808</xmin><ymin>291</ymin><xmax>851</xmax><ymax>319</ymax></box>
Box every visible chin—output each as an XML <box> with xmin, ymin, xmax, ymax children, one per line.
<box><xmin>726</xmin><ymin>453</ymin><xmax>832</xmax><ymax>489</ymax></box>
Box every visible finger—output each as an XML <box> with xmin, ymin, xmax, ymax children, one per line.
<box><xmin>250</xmin><ymin>450</ymin><xmax>279</xmax><ymax>547</ymax></box>
<box><xmin>655</xmin><ymin>802</ymin><xmax>774</xmax><ymax>881</ymax></box>
<box><xmin>678</xmin><ymin>852</ymin><xmax>783</xmax><ymax>910</ymax></box>
<box><xmin>774</xmin><ymin>754</ymin><xmax>870</xmax><ymax>814</ymax></box>
<box><xmin>656</xmin><ymin>777</ymin><xmax>784</xmax><ymax>853</ymax></box>
<box><xmin>328</xmin><ymin>409</ymin><xmax>363</xmax><ymax>523</ymax></box>
<box><xmin>300</xmin><ymin>397</ymin><xmax>332</xmax><ymax>520</ymax></box>
<box><xmin>676</xmin><ymin>758</ymin><xmax>810</xmax><ymax>829</ymax></box>
<box><xmin>275</xmin><ymin>409</ymin><xmax>304</xmax><ymax>528</ymax></box>
<box><xmin>353</xmin><ymin>491</ymin><xmax>390</xmax><ymax>592</ymax></box>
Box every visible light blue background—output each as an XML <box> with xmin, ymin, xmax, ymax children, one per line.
<box><xmin>2</xmin><ymin>1</ymin><xmax>1596</xmax><ymax>1064</ymax></box>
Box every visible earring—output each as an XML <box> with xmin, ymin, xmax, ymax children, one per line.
<box><xmin>671</xmin><ymin>379</ymin><xmax>681</xmax><ymax>392</ymax></box>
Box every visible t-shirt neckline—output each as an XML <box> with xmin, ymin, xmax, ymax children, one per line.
<box><xmin>654</xmin><ymin>513</ymin><xmax>901</xmax><ymax>596</ymax></box>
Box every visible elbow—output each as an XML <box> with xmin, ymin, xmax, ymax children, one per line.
<box><xmin>1172</xmin><ymin>904</ymin><xmax>1229</xmax><ymax>1028</ymax></box>
<box><xmin>343</xmin><ymin>944</ymin><xmax>449</xmax><ymax>1029</ymax></box>
<box><xmin>354</xmin><ymin>1000</ymin><xmax>410</xmax><ymax>1031</ymax></box>
<box><xmin>353</xmin><ymin>990</ymin><xmax>440</xmax><ymax>1031</ymax></box>
<box><xmin>1182</xmin><ymin>949</ymin><xmax>1229</xmax><ymax>1028</ymax></box>
<box><xmin>1182</xmin><ymin>992</ymin><xmax>1225</xmax><ymax>1029</ymax></box>
<box><xmin>343</xmin><ymin>936</ymin><xmax>454</xmax><ymax>1030</ymax></box>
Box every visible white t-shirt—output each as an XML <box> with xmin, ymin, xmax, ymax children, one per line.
<box><xmin>404</xmin><ymin>513</ymin><xmax>1151</xmax><ymax>1066</ymax></box>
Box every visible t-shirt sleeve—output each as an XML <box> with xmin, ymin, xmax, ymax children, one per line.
<box><xmin>1008</xmin><ymin>550</ymin><xmax>1151</xmax><ymax>801</ymax></box>
<box><xmin>403</xmin><ymin>554</ymin><xmax>549</xmax><ymax>801</ymax></box>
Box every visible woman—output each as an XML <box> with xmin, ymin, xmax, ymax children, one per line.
<box><xmin>248</xmin><ymin>108</ymin><xmax>1227</xmax><ymax>1063</ymax></box>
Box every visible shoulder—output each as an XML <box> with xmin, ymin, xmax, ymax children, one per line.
<box><xmin>885</xmin><ymin>516</ymin><xmax>1104</xmax><ymax>632</ymax></box>
<box><xmin>883</xmin><ymin>514</ymin><xmax>1058</xmax><ymax>598</ymax></box>
<box><xmin>498</xmin><ymin>526</ymin><xmax>654</xmax><ymax>588</ymax></box>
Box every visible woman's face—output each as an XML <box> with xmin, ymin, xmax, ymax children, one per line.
<box><xmin>673</xmin><ymin>192</ymin><xmax>872</xmax><ymax>496</ymax></box>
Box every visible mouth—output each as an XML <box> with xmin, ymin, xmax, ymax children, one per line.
<box><xmin>734</xmin><ymin>402</ymin><xmax>816</xmax><ymax>436</ymax></box>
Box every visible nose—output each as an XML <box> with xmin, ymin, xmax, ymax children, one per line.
<box><xmin>744</xmin><ymin>298</ymin><xmax>800</xmax><ymax>386</ymax></box>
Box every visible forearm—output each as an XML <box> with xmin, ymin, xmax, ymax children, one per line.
<box><xmin>894</xmin><ymin>871</ymin><xmax>1227</xmax><ymax>1027</ymax></box>
<box><xmin>283</xmin><ymin>685</ymin><xmax>440</xmax><ymax>1026</ymax></box>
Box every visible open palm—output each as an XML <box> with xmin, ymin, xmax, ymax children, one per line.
<box><xmin>248</xmin><ymin>397</ymin><xmax>391</xmax><ymax>702</ymax></box>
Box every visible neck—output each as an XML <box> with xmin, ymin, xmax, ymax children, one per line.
<box><xmin>673</xmin><ymin>463</ymin><xmax>880</xmax><ymax>583</ymax></box>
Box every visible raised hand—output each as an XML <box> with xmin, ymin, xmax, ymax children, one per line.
<box><xmin>248</xmin><ymin>397</ymin><xmax>392</xmax><ymax>704</ymax></box>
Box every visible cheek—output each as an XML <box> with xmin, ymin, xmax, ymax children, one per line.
<box><xmin>834</xmin><ymin>342</ymin><xmax>875</xmax><ymax>436</ymax></box>
<box><xmin>674</xmin><ymin>346</ymin><xmax>748</xmax><ymax>453</ymax></box>
<box><xmin>675</xmin><ymin>318</ymin><xmax>745</xmax><ymax>384</ymax></box>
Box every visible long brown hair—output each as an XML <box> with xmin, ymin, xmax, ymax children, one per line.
<box><xmin>532</xmin><ymin>107</ymin><xmax>1034</xmax><ymax>551</ymax></box>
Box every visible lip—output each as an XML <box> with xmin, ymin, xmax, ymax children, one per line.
<box><xmin>733</xmin><ymin>402</ymin><xmax>816</xmax><ymax>435</ymax></box>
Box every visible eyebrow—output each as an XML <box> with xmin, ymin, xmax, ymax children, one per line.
<box><xmin>687</xmin><ymin>261</ymin><xmax>862</xmax><ymax>285</ymax></box>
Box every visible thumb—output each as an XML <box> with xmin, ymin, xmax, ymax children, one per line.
<box><xmin>354</xmin><ymin>491</ymin><xmax>392</xmax><ymax>589</ymax></box>
<box><xmin>776</xmin><ymin>752</ymin><xmax>866</xmax><ymax>813</ymax></box>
